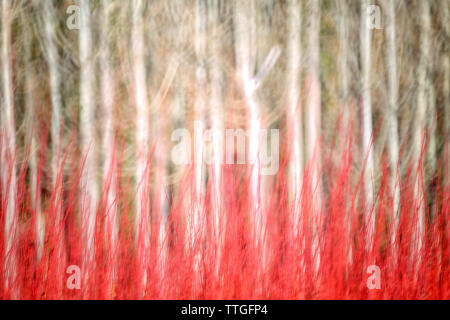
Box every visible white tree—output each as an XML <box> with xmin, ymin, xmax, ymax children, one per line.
<box><xmin>100</xmin><ymin>0</ymin><xmax>118</xmax><ymax>297</ymax></box>
<box><xmin>382</xmin><ymin>0</ymin><xmax>401</xmax><ymax>241</ymax></box>
<box><xmin>43</xmin><ymin>1</ymin><xmax>62</xmax><ymax>188</ymax></box>
<box><xmin>305</xmin><ymin>0</ymin><xmax>322</xmax><ymax>270</ymax></box>
<box><xmin>1</xmin><ymin>0</ymin><xmax>19</xmax><ymax>298</ymax></box>
<box><xmin>132</xmin><ymin>0</ymin><xmax>151</xmax><ymax>297</ymax></box>
<box><xmin>336</xmin><ymin>0</ymin><xmax>353</xmax><ymax>267</ymax></box>
<box><xmin>79</xmin><ymin>0</ymin><xmax>98</xmax><ymax>285</ymax></box>
<box><xmin>42</xmin><ymin>4</ymin><xmax>66</xmax><ymax>291</ymax></box>
<box><xmin>286</xmin><ymin>0</ymin><xmax>303</xmax><ymax>237</ymax></box>
<box><xmin>412</xmin><ymin>0</ymin><xmax>431</xmax><ymax>263</ymax></box>
<box><xmin>208</xmin><ymin>0</ymin><xmax>225</xmax><ymax>274</ymax></box>
<box><xmin>360</xmin><ymin>0</ymin><xmax>375</xmax><ymax>251</ymax></box>
<box><xmin>234</xmin><ymin>0</ymin><xmax>265</xmax><ymax>268</ymax></box>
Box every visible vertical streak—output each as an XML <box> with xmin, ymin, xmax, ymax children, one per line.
<box><xmin>360</xmin><ymin>0</ymin><xmax>375</xmax><ymax>251</ymax></box>
<box><xmin>79</xmin><ymin>0</ymin><xmax>98</xmax><ymax>283</ymax></box>
<box><xmin>42</xmin><ymin>3</ymin><xmax>65</xmax><ymax>288</ymax></box>
<box><xmin>194</xmin><ymin>0</ymin><xmax>207</xmax><ymax>207</ymax></box>
<box><xmin>1</xmin><ymin>0</ymin><xmax>19</xmax><ymax>298</ymax></box>
<box><xmin>443</xmin><ymin>1</ymin><xmax>450</xmax><ymax>187</ymax></box>
<box><xmin>208</xmin><ymin>0</ymin><xmax>225</xmax><ymax>274</ymax></box>
<box><xmin>234</xmin><ymin>0</ymin><xmax>266</xmax><ymax>267</ymax></box>
<box><xmin>384</xmin><ymin>0</ymin><xmax>401</xmax><ymax>239</ymax></box>
<box><xmin>43</xmin><ymin>1</ymin><xmax>62</xmax><ymax>187</ymax></box>
<box><xmin>338</xmin><ymin>0</ymin><xmax>350</xmax><ymax>129</ymax></box>
<box><xmin>337</xmin><ymin>0</ymin><xmax>352</xmax><ymax>266</ymax></box>
<box><xmin>187</xmin><ymin>0</ymin><xmax>208</xmax><ymax>293</ymax></box>
<box><xmin>132</xmin><ymin>0</ymin><xmax>150</xmax><ymax>297</ymax></box>
<box><xmin>306</xmin><ymin>0</ymin><xmax>322</xmax><ymax>269</ymax></box>
<box><xmin>413</xmin><ymin>0</ymin><xmax>431</xmax><ymax>261</ymax></box>
<box><xmin>23</xmin><ymin>11</ymin><xmax>44</xmax><ymax>262</ymax></box>
<box><xmin>101</xmin><ymin>0</ymin><xmax>118</xmax><ymax>297</ymax></box>
<box><xmin>287</xmin><ymin>0</ymin><xmax>303</xmax><ymax>236</ymax></box>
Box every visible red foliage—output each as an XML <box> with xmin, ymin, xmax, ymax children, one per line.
<box><xmin>0</xmin><ymin>127</ymin><xmax>449</xmax><ymax>300</ymax></box>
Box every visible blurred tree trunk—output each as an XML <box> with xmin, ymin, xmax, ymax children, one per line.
<box><xmin>79</xmin><ymin>0</ymin><xmax>98</xmax><ymax>285</ymax></box>
<box><xmin>100</xmin><ymin>0</ymin><xmax>118</xmax><ymax>298</ymax></box>
<box><xmin>337</xmin><ymin>0</ymin><xmax>352</xmax><ymax>266</ymax></box>
<box><xmin>186</xmin><ymin>0</ymin><xmax>209</xmax><ymax>293</ymax></box>
<box><xmin>360</xmin><ymin>0</ymin><xmax>375</xmax><ymax>251</ymax></box>
<box><xmin>1</xmin><ymin>0</ymin><xmax>19</xmax><ymax>298</ymax></box>
<box><xmin>382</xmin><ymin>0</ymin><xmax>401</xmax><ymax>238</ymax></box>
<box><xmin>337</xmin><ymin>0</ymin><xmax>350</xmax><ymax>132</ymax></box>
<box><xmin>208</xmin><ymin>0</ymin><xmax>225</xmax><ymax>273</ymax></box>
<box><xmin>167</xmin><ymin>0</ymin><xmax>187</xmax><ymax>218</ymax></box>
<box><xmin>150</xmin><ymin>12</ymin><xmax>177</xmax><ymax>291</ymax></box>
<box><xmin>43</xmin><ymin>1</ymin><xmax>62</xmax><ymax>187</ymax></box>
<box><xmin>286</xmin><ymin>0</ymin><xmax>303</xmax><ymax>236</ymax></box>
<box><xmin>234</xmin><ymin>0</ymin><xmax>268</xmax><ymax>270</ymax></box>
<box><xmin>23</xmin><ymin>9</ymin><xmax>43</xmax><ymax>262</ymax></box>
<box><xmin>413</xmin><ymin>0</ymin><xmax>431</xmax><ymax>260</ymax></box>
<box><xmin>42</xmin><ymin>3</ymin><xmax>65</xmax><ymax>291</ymax></box>
<box><xmin>443</xmin><ymin>0</ymin><xmax>450</xmax><ymax>187</ymax></box>
<box><xmin>305</xmin><ymin>0</ymin><xmax>322</xmax><ymax>269</ymax></box>
<box><xmin>425</xmin><ymin>1</ymin><xmax>437</xmax><ymax>198</ymax></box>
<box><xmin>132</xmin><ymin>0</ymin><xmax>150</xmax><ymax>297</ymax></box>
<box><xmin>194</xmin><ymin>0</ymin><xmax>207</xmax><ymax>208</ymax></box>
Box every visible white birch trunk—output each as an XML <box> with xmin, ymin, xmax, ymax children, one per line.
<box><xmin>185</xmin><ymin>0</ymin><xmax>209</xmax><ymax>293</ymax></box>
<box><xmin>337</xmin><ymin>0</ymin><xmax>352</xmax><ymax>267</ymax></box>
<box><xmin>194</xmin><ymin>0</ymin><xmax>207</xmax><ymax>209</ymax></box>
<box><xmin>383</xmin><ymin>0</ymin><xmax>401</xmax><ymax>240</ymax></box>
<box><xmin>413</xmin><ymin>0</ymin><xmax>431</xmax><ymax>263</ymax></box>
<box><xmin>286</xmin><ymin>0</ymin><xmax>303</xmax><ymax>236</ymax></box>
<box><xmin>426</xmin><ymin>75</ymin><xmax>437</xmax><ymax>214</ymax></box>
<box><xmin>43</xmin><ymin>1</ymin><xmax>62</xmax><ymax>187</ymax></box>
<box><xmin>305</xmin><ymin>0</ymin><xmax>322</xmax><ymax>270</ymax></box>
<box><xmin>151</xmin><ymin>56</ymin><xmax>178</xmax><ymax>294</ymax></box>
<box><xmin>360</xmin><ymin>0</ymin><xmax>375</xmax><ymax>251</ymax></box>
<box><xmin>42</xmin><ymin>3</ymin><xmax>65</xmax><ymax>286</ymax></box>
<box><xmin>426</xmin><ymin>13</ymin><xmax>437</xmax><ymax>188</ymax></box>
<box><xmin>234</xmin><ymin>0</ymin><xmax>266</xmax><ymax>268</ymax></box>
<box><xmin>208</xmin><ymin>0</ymin><xmax>225</xmax><ymax>274</ymax></box>
<box><xmin>131</xmin><ymin>0</ymin><xmax>151</xmax><ymax>297</ymax></box>
<box><xmin>100</xmin><ymin>0</ymin><xmax>118</xmax><ymax>297</ymax></box>
<box><xmin>79</xmin><ymin>0</ymin><xmax>98</xmax><ymax>282</ymax></box>
<box><xmin>1</xmin><ymin>0</ymin><xmax>19</xmax><ymax>298</ymax></box>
